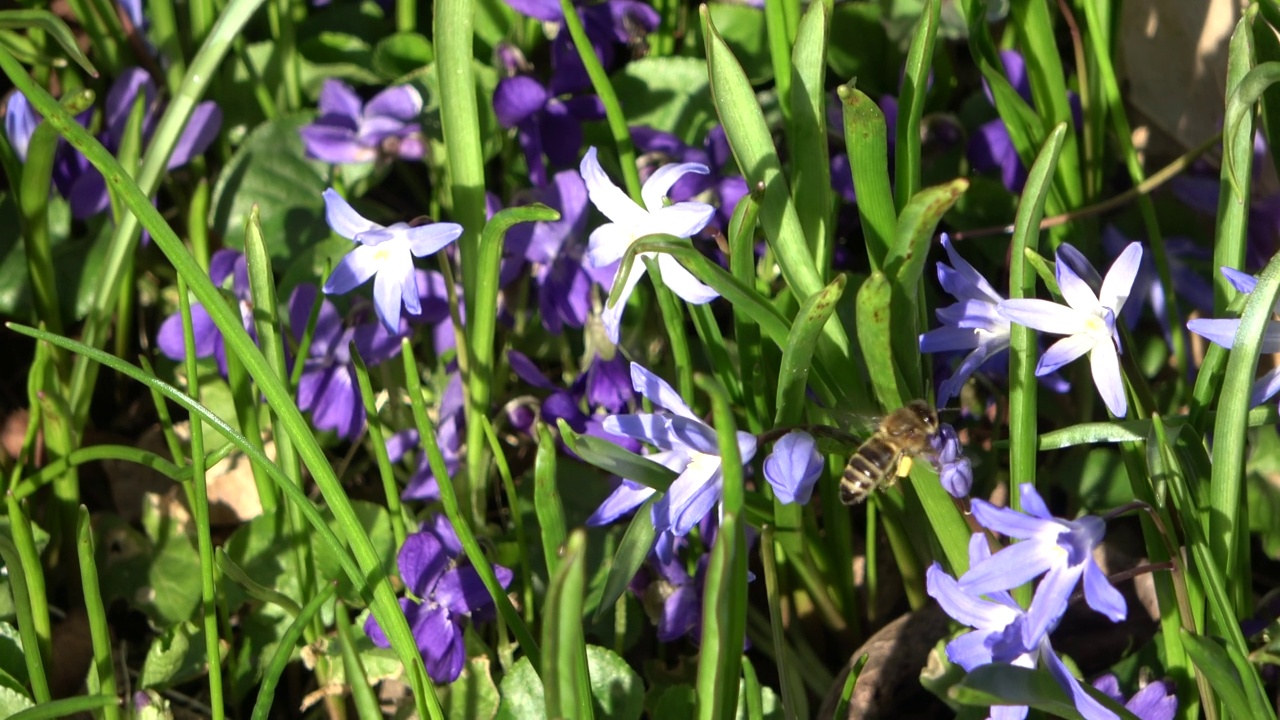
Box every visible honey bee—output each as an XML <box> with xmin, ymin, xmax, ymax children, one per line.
<box><xmin>840</xmin><ymin>400</ymin><xmax>940</xmax><ymax>504</ymax></box>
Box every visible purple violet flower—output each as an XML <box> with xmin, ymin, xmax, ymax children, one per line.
<box><xmin>321</xmin><ymin>188</ymin><xmax>463</xmax><ymax>333</ymax></box>
<box><xmin>762</xmin><ymin>430</ymin><xmax>823</xmax><ymax>505</ymax></box>
<box><xmin>919</xmin><ymin>234</ymin><xmax>1012</xmax><ymax>402</ymax></box>
<box><xmin>53</xmin><ymin>68</ymin><xmax>221</xmax><ymax>219</ymax></box>
<box><xmin>580</xmin><ymin>146</ymin><xmax>718</xmax><ymax>343</ymax></box>
<box><xmin>299</xmin><ymin>80</ymin><xmax>425</xmax><ymax>164</ymax></box>
<box><xmin>501</xmin><ymin>0</ymin><xmax>659</xmax><ymax>95</ymax></box>
<box><xmin>493</xmin><ymin>72</ymin><xmax>604</xmax><ymax>188</ymax></box>
<box><xmin>600</xmin><ymin>363</ymin><xmax>757</xmax><ymax>538</ymax></box>
<box><xmin>289</xmin><ymin>284</ymin><xmax>405</xmax><ymax>441</ymax></box>
<box><xmin>503</xmin><ymin>169</ymin><xmax>610</xmax><ymax>334</ymax></box>
<box><xmin>156</xmin><ymin>249</ymin><xmax>254</xmax><ymax>376</ymax></box>
<box><xmin>631</xmin><ymin>540</ymin><xmax>707</xmax><ymax>643</ymax></box>
<box><xmin>997</xmin><ymin>242</ymin><xmax>1143</xmax><ymax>417</ymax></box>
<box><xmin>960</xmin><ymin>483</ymin><xmax>1127</xmax><ymax>648</ymax></box>
<box><xmin>1092</xmin><ymin>674</ymin><xmax>1177</xmax><ymax>720</ymax></box>
<box><xmin>364</xmin><ymin>515</ymin><xmax>513</xmax><ymax>683</ymax></box>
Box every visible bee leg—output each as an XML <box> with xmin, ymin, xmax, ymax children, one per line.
<box><xmin>896</xmin><ymin>455</ymin><xmax>914</xmax><ymax>478</ymax></box>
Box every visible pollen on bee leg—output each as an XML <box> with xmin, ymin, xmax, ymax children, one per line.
<box><xmin>896</xmin><ymin>457</ymin><xmax>914</xmax><ymax>478</ymax></box>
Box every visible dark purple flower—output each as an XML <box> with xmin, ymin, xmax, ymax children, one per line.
<box><xmin>1092</xmin><ymin>674</ymin><xmax>1177</xmax><ymax>720</ymax></box>
<box><xmin>386</xmin><ymin>429</ymin><xmax>439</xmax><ymax>502</ymax></box>
<box><xmin>62</xmin><ymin>68</ymin><xmax>221</xmax><ymax>219</ymax></box>
<box><xmin>631</xmin><ymin>545</ymin><xmax>705</xmax><ymax>642</ymax></box>
<box><xmin>503</xmin><ymin>169</ymin><xmax>606</xmax><ymax>334</ymax></box>
<box><xmin>289</xmin><ymin>283</ymin><xmax>405</xmax><ymax>441</ymax></box>
<box><xmin>493</xmin><ymin>73</ymin><xmax>604</xmax><ymax>187</ymax></box>
<box><xmin>507</xmin><ymin>350</ymin><xmax>639</xmax><ymax>448</ymax></box>
<box><xmin>501</xmin><ymin>0</ymin><xmax>659</xmax><ymax>95</ymax></box>
<box><xmin>364</xmin><ymin>515</ymin><xmax>513</xmax><ymax>683</ymax></box>
<box><xmin>299</xmin><ymin>80</ymin><xmax>425</xmax><ymax>165</ymax></box>
<box><xmin>156</xmin><ymin>249</ymin><xmax>254</xmax><ymax>376</ymax></box>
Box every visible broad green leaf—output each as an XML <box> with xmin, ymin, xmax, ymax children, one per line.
<box><xmin>139</xmin><ymin>622</ymin><xmax>211</xmax><ymax>689</ymax></box>
<box><xmin>703</xmin><ymin>5</ymin><xmax>771</xmax><ymax>84</ymax></box>
<box><xmin>612</xmin><ymin>56</ymin><xmax>718</xmax><ymax>144</ymax></box>
<box><xmin>585</xmin><ymin>646</ymin><xmax>643</xmax><ymax>720</ymax></box>
<box><xmin>209</xmin><ymin>116</ymin><xmax>329</xmax><ymax>269</ymax></box>
<box><xmin>827</xmin><ymin>4</ymin><xmax>893</xmax><ymax>94</ymax></box>
<box><xmin>0</xmin><ymin>686</ymin><xmax>34</xmax><ymax>717</ymax></box>
<box><xmin>788</xmin><ymin>1</ymin><xmax>831</xmax><ymax>267</ymax></box>
<box><xmin>442</xmin><ymin>656</ymin><xmax>501</xmax><ymax>720</ymax></box>
<box><xmin>854</xmin><ymin>271</ymin><xmax>903</xmax><ymax>409</ymax></box>
<box><xmin>373</xmin><ymin>31</ymin><xmax>434</xmax><ymax>79</ymax></box>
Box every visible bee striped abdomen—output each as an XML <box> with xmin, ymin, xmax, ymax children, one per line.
<box><xmin>840</xmin><ymin>438</ymin><xmax>902</xmax><ymax>504</ymax></box>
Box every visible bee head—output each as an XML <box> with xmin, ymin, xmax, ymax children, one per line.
<box><xmin>906</xmin><ymin>399</ymin><xmax>940</xmax><ymax>436</ymax></box>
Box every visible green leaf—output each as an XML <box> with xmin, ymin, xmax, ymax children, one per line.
<box><xmin>775</xmin><ymin>275</ymin><xmax>846</xmax><ymax>426</ymax></box>
<box><xmin>839</xmin><ymin>85</ymin><xmax>895</xmax><ymax>270</ymax></box>
<box><xmin>951</xmin><ymin>665</ymin><xmax>1136</xmax><ymax>720</ymax></box>
<box><xmin>315</xmin><ymin>500</ymin><xmax>396</xmax><ymax>602</ymax></box>
<box><xmin>653</xmin><ymin>685</ymin><xmax>696</xmax><ymax>717</ymax></box>
<box><xmin>0</xmin><ymin>685</ymin><xmax>33</xmax><ymax>717</ymax></box>
<box><xmin>703</xmin><ymin>5</ymin><xmax>771</xmax><ymax>84</ymax></box>
<box><xmin>592</xmin><ymin>496</ymin><xmax>658</xmax><ymax>622</ymax></box>
<box><xmin>543</xmin><ymin>530</ymin><xmax>592</xmax><ymax>720</ymax></box>
<box><xmin>373</xmin><ymin>31</ymin><xmax>434</xmax><ymax>79</ymax></box>
<box><xmin>209</xmin><ymin>116</ymin><xmax>329</xmax><ymax>269</ymax></box>
<box><xmin>442</xmin><ymin>656</ymin><xmax>501</xmax><ymax>720</ymax></box>
<box><xmin>495</xmin><ymin>657</ymin><xmax>543</xmax><ymax>720</ymax></box>
<box><xmin>0</xmin><ymin>9</ymin><xmax>96</xmax><ymax>75</ymax></box>
<box><xmin>140</xmin><ymin>622</ymin><xmax>211</xmax><ymax>689</ymax></box>
<box><xmin>0</xmin><ymin>623</ymin><xmax>28</xmax><ymax>693</ymax></box>
<box><xmin>559</xmin><ymin>419</ymin><xmax>676</xmax><ymax>492</ymax></box>
<box><xmin>827</xmin><ymin>4</ymin><xmax>892</xmax><ymax>94</ymax></box>
<box><xmin>788</xmin><ymin>1</ymin><xmax>831</xmax><ymax>267</ymax></box>
<box><xmin>696</xmin><ymin>511</ymin><xmax>746</xmax><ymax>719</ymax></box>
<box><xmin>855</xmin><ymin>271</ymin><xmax>903</xmax><ymax>408</ymax></box>
<box><xmin>585</xmin><ymin>645</ymin><xmax>643</xmax><ymax>720</ymax></box>
<box><xmin>612</xmin><ymin>56</ymin><xmax>718</xmax><ymax>145</ymax></box>
<box><xmin>146</xmin><ymin>531</ymin><xmax>203</xmax><ymax>626</ymax></box>
<box><xmin>534</xmin><ymin>424</ymin><xmax>568</xmax><ymax>578</ymax></box>
<box><xmin>894</xmin><ymin>0</ymin><xmax>939</xmax><ymax>209</ymax></box>
<box><xmin>1179</xmin><ymin>631</ymin><xmax>1257</xmax><ymax>720</ymax></box>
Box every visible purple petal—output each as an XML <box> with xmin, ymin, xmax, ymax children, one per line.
<box><xmin>405</xmin><ymin>222</ymin><xmax>463</xmax><ymax>257</ymax></box>
<box><xmin>1056</xmin><ymin>247</ymin><xmax>1102</xmax><ymax>313</ymax></box>
<box><xmin>540</xmin><ymin>99</ymin><xmax>586</xmax><ymax>167</ymax></box>
<box><xmin>920</xmin><ymin>325</ymin><xmax>981</xmax><ymax>354</ymax></box>
<box><xmin>763</xmin><ymin>430</ymin><xmax>823</xmax><ymax>505</ymax></box>
<box><xmin>493</xmin><ymin>76</ymin><xmax>549</xmax><ymax>128</ymax></box>
<box><xmin>1036</xmin><ymin>333</ymin><xmax>1096</xmax><ymax>376</ymax></box>
<box><xmin>318</xmin><ymin>79</ymin><xmax>363</xmax><ymax>120</ymax></box>
<box><xmin>654</xmin><ymin>460</ymin><xmax>722</xmax><ymax>536</ymax></box>
<box><xmin>436</xmin><ymin>564</ymin><xmax>502</xmax><ymax>615</ymax></box>
<box><xmin>586</xmin><ymin>479</ymin><xmax>656</xmax><ymax>526</ymax></box>
<box><xmin>364</xmin><ymin>85</ymin><xmax>422</xmax><ymax>122</ymax></box>
<box><xmin>418</xmin><ymin>606</ymin><xmax>467</xmax><ymax>683</ymax></box>
<box><xmin>944</xmin><ymin>630</ymin><xmax>998</xmax><ymax>672</ymax></box>
<box><xmin>585</xmin><ymin>353</ymin><xmax>633</xmax><ymax>412</ymax></box>
<box><xmin>308</xmin><ymin>365</ymin><xmax>364</xmax><ymax>440</ymax></box>
<box><xmin>1125</xmin><ymin>680</ymin><xmax>1177</xmax><ymax>720</ymax></box>
<box><xmin>299</xmin><ymin>124</ymin><xmax>366</xmax><ymax>164</ymax></box>
<box><xmin>5</xmin><ymin>92</ymin><xmax>38</xmax><ymax>162</ymax></box>
<box><xmin>104</xmin><ymin>68</ymin><xmax>155</xmax><ymax>147</ymax></box>
<box><xmin>959</xmin><ymin>539</ymin><xmax>1059</xmax><ymax>597</ymax></box>
<box><xmin>68</xmin><ymin>168</ymin><xmax>110</xmax><ymax>218</ymax></box>
<box><xmin>397</xmin><ymin>530</ymin><xmax>451</xmax><ymax>593</ymax></box>
<box><xmin>323</xmin><ymin>244</ymin><xmax>382</xmax><ymax>295</ymax></box>
<box><xmin>1250</xmin><ymin>367</ymin><xmax>1280</xmax><ymax>406</ymax></box>
<box><xmin>156</xmin><ymin>304</ymin><xmax>220</xmax><ymax>360</ymax></box>
<box><xmin>502</xmin><ymin>0</ymin><xmax>564</xmax><ymax>22</ymax></box>
<box><xmin>970</xmin><ymin>499</ymin><xmax>1057</xmax><ymax>539</ymax></box>
<box><xmin>1088</xmin><ymin>339</ymin><xmax>1127</xmax><ymax>417</ymax></box>
<box><xmin>323</xmin><ymin>188</ymin><xmax>382</xmax><ymax>239</ymax></box>
<box><xmin>926</xmin><ymin>561</ymin><xmax>1015</xmax><ymax>631</ymax></box>
<box><xmin>656</xmin><ymin>585</ymin><xmax>699</xmax><ymax>642</ymax></box>
<box><xmin>629</xmin><ymin>362</ymin><xmax>697</xmax><ymax>418</ymax></box>
<box><xmin>1022</xmin><ymin>564</ymin><xmax>1081</xmax><ymax>647</ymax></box>
<box><xmin>167</xmin><ymin>101</ymin><xmax>221</xmax><ymax>169</ymax></box>
<box><xmin>1098</xmin><ymin>242</ymin><xmax>1143</xmax><ymax>314</ymax></box>
<box><xmin>1040</xmin><ymin>640</ymin><xmax>1119</xmax><ymax>720</ymax></box>
<box><xmin>1017</xmin><ymin>483</ymin><xmax>1053</xmax><ymax>519</ymax></box>
<box><xmin>1082</xmin><ymin>559</ymin><xmax>1127</xmax><ymax>622</ymax></box>
<box><xmin>1221</xmin><ymin>266</ymin><xmax>1258</xmax><ymax>295</ymax></box>
<box><xmin>507</xmin><ymin>349</ymin><xmax>556</xmax><ymax>389</ymax></box>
